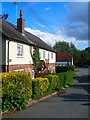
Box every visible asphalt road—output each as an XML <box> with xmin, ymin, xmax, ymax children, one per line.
<box><xmin>2</xmin><ymin>68</ymin><xmax>89</xmax><ymax>118</ymax></box>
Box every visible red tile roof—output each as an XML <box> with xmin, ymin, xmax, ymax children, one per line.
<box><xmin>56</xmin><ymin>52</ymin><xmax>72</xmax><ymax>62</ymax></box>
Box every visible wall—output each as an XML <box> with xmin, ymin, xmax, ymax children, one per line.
<box><xmin>4</xmin><ymin>40</ymin><xmax>56</xmax><ymax>75</ymax></box>
<box><xmin>39</xmin><ymin>48</ymin><xmax>56</xmax><ymax>64</ymax></box>
<box><xmin>6</xmin><ymin>40</ymin><xmax>33</xmax><ymax>65</ymax></box>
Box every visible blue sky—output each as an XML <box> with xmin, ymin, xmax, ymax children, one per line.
<box><xmin>2</xmin><ymin>2</ymin><xmax>88</xmax><ymax>50</ymax></box>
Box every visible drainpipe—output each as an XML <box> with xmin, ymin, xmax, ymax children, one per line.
<box><xmin>7</xmin><ymin>40</ymin><xmax>11</xmax><ymax>72</ymax></box>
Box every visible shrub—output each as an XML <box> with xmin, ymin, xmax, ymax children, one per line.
<box><xmin>56</xmin><ymin>65</ymin><xmax>75</xmax><ymax>73</ymax></box>
<box><xmin>52</xmin><ymin>71</ymin><xmax>74</xmax><ymax>90</ymax></box>
<box><xmin>68</xmin><ymin>65</ymin><xmax>75</xmax><ymax>72</ymax></box>
<box><xmin>65</xmin><ymin>71</ymin><xmax>74</xmax><ymax>86</ymax></box>
<box><xmin>2</xmin><ymin>72</ymin><xmax>32</xmax><ymax>112</ymax></box>
<box><xmin>32</xmin><ymin>77</ymin><xmax>49</xmax><ymax>99</ymax></box>
<box><xmin>41</xmin><ymin>75</ymin><xmax>60</xmax><ymax>93</ymax></box>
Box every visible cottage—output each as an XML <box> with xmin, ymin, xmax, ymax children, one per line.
<box><xmin>0</xmin><ymin>10</ymin><xmax>56</xmax><ymax>78</ymax></box>
<box><xmin>56</xmin><ymin>52</ymin><xmax>73</xmax><ymax>66</ymax></box>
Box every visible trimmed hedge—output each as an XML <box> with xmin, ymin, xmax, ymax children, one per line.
<box><xmin>32</xmin><ymin>77</ymin><xmax>49</xmax><ymax>99</ymax></box>
<box><xmin>52</xmin><ymin>71</ymin><xmax>74</xmax><ymax>90</ymax></box>
<box><xmin>2</xmin><ymin>72</ymin><xmax>32</xmax><ymax>112</ymax></box>
<box><xmin>41</xmin><ymin>75</ymin><xmax>60</xmax><ymax>93</ymax></box>
<box><xmin>56</xmin><ymin>65</ymin><xmax>75</xmax><ymax>73</ymax></box>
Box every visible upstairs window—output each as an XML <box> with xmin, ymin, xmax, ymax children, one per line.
<box><xmin>51</xmin><ymin>52</ymin><xmax>53</xmax><ymax>59</ymax></box>
<box><xmin>48</xmin><ymin>52</ymin><xmax>49</xmax><ymax>59</ymax></box>
<box><xmin>17</xmin><ymin>43</ymin><xmax>23</xmax><ymax>57</ymax></box>
<box><xmin>43</xmin><ymin>50</ymin><xmax>45</xmax><ymax>59</ymax></box>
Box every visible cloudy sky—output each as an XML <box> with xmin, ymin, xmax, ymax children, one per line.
<box><xmin>2</xmin><ymin>1</ymin><xmax>89</xmax><ymax>50</ymax></box>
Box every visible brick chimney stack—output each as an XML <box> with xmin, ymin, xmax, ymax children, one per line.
<box><xmin>17</xmin><ymin>10</ymin><xmax>25</xmax><ymax>34</ymax></box>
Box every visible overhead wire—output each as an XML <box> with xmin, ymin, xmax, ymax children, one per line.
<box><xmin>13</xmin><ymin>0</ymin><xmax>56</xmax><ymax>34</ymax></box>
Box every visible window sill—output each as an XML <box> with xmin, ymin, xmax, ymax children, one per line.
<box><xmin>17</xmin><ymin>56</ymin><xmax>24</xmax><ymax>58</ymax></box>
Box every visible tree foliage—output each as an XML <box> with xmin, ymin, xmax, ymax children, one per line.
<box><xmin>53</xmin><ymin>41</ymin><xmax>90</xmax><ymax>67</ymax></box>
<box><xmin>30</xmin><ymin>46</ymin><xmax>40</xmax><ymax>71</ymax></box>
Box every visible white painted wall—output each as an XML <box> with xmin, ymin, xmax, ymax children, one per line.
<box><xmin>6</xmin><ymin>40</ymin><xmax>56</xmax><ymax>65</ymax></box>
<box><xmin>39</xmin><ymin>48</ymin><xmax>56</xmax><ymax>63</ymax></box>
<box><xmin>6</xmin><ymin>40</ymin><xmax>33</xmax><ymax>65</ymax></box>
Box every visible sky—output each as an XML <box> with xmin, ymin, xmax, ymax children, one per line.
<box><xmin>2</xmin><ymin>1</ymin><xmax>89</xmax><ymax>50</ymax></box>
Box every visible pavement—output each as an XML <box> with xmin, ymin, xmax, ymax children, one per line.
<box><xmin>2</xmin><ymin>68</ymin><xmax>89</xmax><ymax>118</ymax></box>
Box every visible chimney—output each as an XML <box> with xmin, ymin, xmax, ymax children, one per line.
<box><xmin>17</xmin><ymin>10</ymin><xmax>25</xmax><ymax>34</ymax></box>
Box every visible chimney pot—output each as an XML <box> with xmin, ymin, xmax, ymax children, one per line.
<box><xmin>20</xmin><ymin>10</ymin><xmax>22</xmax><ymax>18</ymax></box>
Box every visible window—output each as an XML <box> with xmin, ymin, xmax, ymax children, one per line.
<box><xmin>43</xmin><ymin>50</ymin><xmax>45</xmax><ymax>59</ymax></box>
<box><xmin>51</xmin><ymin>52</ymin><xmax>53</xmax><ymax>59</ymax></box>
<box><xmin>17</xmin><ymin>43</ymin><xmax>23</xmax><ymax>57</ymax></box>
<box><xmin>48</xmin><ymin>52</ymin><xmax>49</xmax><ymax>59</ymax></box>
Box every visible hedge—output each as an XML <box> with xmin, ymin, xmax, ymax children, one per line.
<box><xmin>32</xmin><ymin>77</ymin><xmax>49</xmax><ymax>99</ymax></box>
<box><xmin>2</xmin><ymin>72</ymin><xmax>32</xmax><ymax>112</ymax></box>
<box><xmin>52</xmin><ymin>71</ymin><xmax>74</xmax><ymax>90</ymax></box>
<box><xmin>56</xmin><ymin>65</ymin><xmax>75</xmax><ymax>73</ymax></box>
<box><xmin>41</xmin><ymin>75</ymin><xmax>60</xmax><ymax>93</ymax></box>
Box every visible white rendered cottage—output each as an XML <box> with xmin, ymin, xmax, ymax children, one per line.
<box><xmin>0</xmin><ymin>10</ymin><xmax>56</xmax><ymax>78</ymax></box>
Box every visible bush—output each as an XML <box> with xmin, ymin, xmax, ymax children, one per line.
<box><xmin>65</xmin><ymin>71</ymin><xmax>74</xmax><ymax>86</ymax></box>
<box><xmin>68</xmin><ymin>65</ymin><xmax>75</xmax><ymax>72</ymax></box>
<box><xmin>56</xmin><ymin>65</ymin><xmax>75</xmax><ymax>73</ymax></box>
<box><xmin>52</xmin><ymin>71</ymin><xmax>74</xmax><ymax>90</ymax></box>
<box><xmin>2</xmin><ymin>72</ymin><xmax>32</xmax><ymax>112</ymax></box>
<box><xmin>41</xmin><ymin>75</ymin><xmax>60</xmax><ymax>93</ymax></box>
<box><xmin>32</xmin><ymin>77</ymin><xmax>49</xmax><ymax>99</ymax></box>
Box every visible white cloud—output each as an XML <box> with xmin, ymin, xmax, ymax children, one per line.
<box><xmin>25</xmin><ymin>28</ymin><xmax>65</xmax><ymax>46</ymax></box>
<box><xmin>45</xmin><ymin>8</ymin><xmax>51</xmax><ymax>11</ymax></box>
<box><xmin>25</xmin><ymin>28</ymin><xmax>79</xmax><ymax>48</ymax></box>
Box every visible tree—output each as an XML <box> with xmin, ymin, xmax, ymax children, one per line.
<box><xmin>53</xmin><ymin>41</ymin><xmax>70</xmax><ymax>52</ymax></box>
<box><xmin>30</xmin><ymin>46</ymin><xmax>40</xmax><ymax>77</ymax></box>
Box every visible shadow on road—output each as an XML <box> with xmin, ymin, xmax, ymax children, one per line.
<box><xmin>58</xmin><ymin>69</ymin><xmax>90</xmax><ymax>106</ymax></box>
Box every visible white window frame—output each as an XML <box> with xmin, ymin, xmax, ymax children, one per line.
<box><xmin>48</xmin><ymin>52</ymin><xmax>49</xmax><ymax>59</ymax></box>
<box><xmin>43</xmin><ymin>50</ymin><xmax>45</xmax><ymax>59</ymax></box>
<box><xmin>51</xmin><ymin>52</ymin><xmax>53</xmax><ymax>59</ymax></box>
<box><xmin>17</xmin><ymin>43</ymin><xmax>24</xmax><ymax>57</ymax></box>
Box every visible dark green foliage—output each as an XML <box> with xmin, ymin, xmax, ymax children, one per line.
<box><xmin>2</xmin><ymin>96</ymin><xmax>26</xmax><ymax>112</ymax></box>
<box><xmin>30</xmin><ymin>46</ymin><xmax>40</xmax><ymax>71</ymax></box>
<box><xmin>56</xmin><ymin>65</ymin><xmax>75</xmax><ymax>73</ymax></box>
<box><xmin>52</xmin><ymin>71</ymin><xmax>74</xmax><ymax>90</ymax></box>
<box><xmin>53</xmin><ymin>41</ymin><xmax>70</xmax><ymax>52</ymax></box>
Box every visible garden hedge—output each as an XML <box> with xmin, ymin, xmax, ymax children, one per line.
<box><xmin>56</xmin><ymin>65</ymin><xmax>75</xmax><ymax>73</ymax></box>
<box><xmin>32</xmin><ymin>77</ymin><xmax>49</xmax><ymax>99</ymax></box>
<box><xmin>2</xmin><ymin>72</ymin><xmax>32</xmax><ymax>112</ymax></box>
<box><xmin>52</xmin><ymin>70</ymin><xmax>74</xmax><ymax>90</ymax></box>
<box><xmin>41</xmin><ymin>75</ymin><xmax>60</xmax><ymax>93</ymax></box>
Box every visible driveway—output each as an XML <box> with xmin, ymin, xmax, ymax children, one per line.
<box><xmin>2</xmin><ymin>68</ymin><xmax>89</xmax><ymax>118</ymax></box>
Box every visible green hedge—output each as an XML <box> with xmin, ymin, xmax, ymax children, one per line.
<box><xmin>56</xmin><ymin>65</ymin><xmax>75</xmax><ymax>73</ymax></box>
<box><xmin>41</xmin><ymin>75</ymin><xmax>60</xmax><ymax>93</ymax></box>
<box><xmin>32</xmin><ymin>77</ymin><xmax>49</xmax><ymax>99</ymax></box>
<box><xmin>52</xmin><ymin>71</ymin><xmax>74</xmax><ymax>90</ymax></box>
<box><xmin>2</xmin><ymin>72</ymin><xmax>32</xmax><ymax>112</ymax></box>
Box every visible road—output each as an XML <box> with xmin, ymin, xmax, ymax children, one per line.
<box><xmin>2</xmin><ymin>68</ymin><xmax>89</xmax><ymax>118</ymax></box>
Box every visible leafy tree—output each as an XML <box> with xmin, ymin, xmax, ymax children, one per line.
<box><xmin>53</xmin><ymin>41</ymin><xmax>70</xmax><ymax>52</ymax></box>
<box><xmin>30</xmin><ymin>46</ymin><xmax>40</xmax><ymax>76</ymax></box>
<box><xmin>53</xmin><ymin>41</ymin><xmax>89</xmax><ymax>67</ymax></box>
